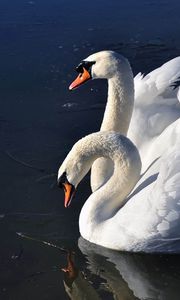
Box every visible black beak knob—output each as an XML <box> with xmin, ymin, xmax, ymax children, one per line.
<box><xmin>57</xmin><ymin>171</ymin><xmax>67</xmax><ymax>188</ymax></box>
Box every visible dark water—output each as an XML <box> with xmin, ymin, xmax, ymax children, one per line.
<box><xmin>0</xmin><ymin>0</ymin><xmax>180</xmax><ymax>299</ymax></box>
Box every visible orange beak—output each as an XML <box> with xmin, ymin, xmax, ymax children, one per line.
<box><xmin>63</xmin><ymin>182</ymin><xmax>75</xmax><ymax>208</ymax></box>
<box><xmin>69</xmin><ymin>67</ymin><xmax>91</xmax><ymax>90</ymax></box>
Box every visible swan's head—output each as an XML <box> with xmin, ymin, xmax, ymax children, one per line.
<box><xmin>57</xmin><ymin>139</ymin><xmax>93</xmax><ymax>207</ymax></box>
<box><xmin>69</xmin><ymin>50</ymin><xmax>126</xmax><ymax>90</ymax></box>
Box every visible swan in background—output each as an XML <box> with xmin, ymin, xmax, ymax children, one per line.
<box><xmin>58</xmin><ymin>130</ymin><xmax>180</xmax><ymax>252</ymax></box>
<box><xmin>69</xmin><ymin>51</ymin><xmax>180</xmax><ymax>190</ymax></box>
<box><xmin>69</xmin><ymin>51</ymin><xmax>135</xmax><ymax>191</ymax></box>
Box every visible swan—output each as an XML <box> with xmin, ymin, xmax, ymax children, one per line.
<box><xmin>58</xmin><ymin>128</ymin><xmax>180</xmax><ymax>252</ymax></box>
<box><xmin>69</xmin><ymin>51</ymin><xmax>180</xmax><ymax>191</ymax></box>
<box><xmin>57</xmin><ymin>51</ymin><xmax>180</xmax><ymax>252</ymax></box>
<box><xmin>58</xmin><ymin>131</ymin><xmax>142</xmax><ymax>251</ymax></box>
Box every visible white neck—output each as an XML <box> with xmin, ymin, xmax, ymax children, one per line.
<box><xmin>91</xmin><ymin>61</ymin><xmax>134</xmax><ymax>192</ymax></box>
<box><xmin>79</xmin><ymin>133</ymin><xmax>141</xmax><ymax>244</ymax></box>
<box><xmin>100</xmin><ymin>62</ymin><xmax>134</xmax><ymax>136</ymax></box>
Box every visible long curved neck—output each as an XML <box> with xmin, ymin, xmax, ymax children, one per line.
<box><xmin>79</xmin><ymin>133</ymin><xmax>141</xmax><ymax>242</ymax></box>
<box><xmin>100</xmin><ymin>63</ymin><xmax>134</xmax><ymax>136</ymax></box>
<box><xmin>82</xmin><ymin>158</ymin><xmax>137</xmax><ymax>221</ymax></box>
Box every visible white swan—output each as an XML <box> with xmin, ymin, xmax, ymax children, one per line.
<box><xmin>57</xmin><ymin>51</ymin><xmax>180</xmax><ymax>252</ymax></box>
<box><xmin>58</xmin><ymin>131</ymin><xmax>142</xmax><ymax>251</ymax></box>
<box><xmin>58</xmin><ymin>129</ymin><xmax>180</xmax><ymax>252</ymax></box>
<box><xmin>69</xmin><ymin>51</ymin><xmax>180</xmax><ymax>191</ymax></box>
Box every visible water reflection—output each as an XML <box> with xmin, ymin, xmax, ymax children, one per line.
<box><xmin>77</xmin><ymin>237</ymin><xmax>180</xmax><ymax>300</ymax></box>
<box><xmin>62</xmin><ymin>251</ymin><xmax>101</xmax><ymax>299</ymax></box>
<box><xmin>8</xmin><ymin>231</ymin><xmax>180</xmax><ymax>299</ymax></box>
<box><xmin>62</xmin><ymin>249</ymin><xmax>135</xmax><ymax>300</ymax></box>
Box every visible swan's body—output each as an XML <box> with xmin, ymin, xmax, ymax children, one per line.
<box><xmin>58</xmin><ymin>51</ymin><xmax>180</xmax><ymax>252</ymax></box>
<box><xmin>58</xmin><ymin>129</ymin><xmax>180</xmax><ymax>252</ymax></box>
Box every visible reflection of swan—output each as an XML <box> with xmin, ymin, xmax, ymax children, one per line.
<box><xmin>79</xmin><ymin>237</ymin><xmax>180</xmax><ymax>300</ymax></box>
<box><xmin>58</xmin><ymin>51</ymin><xmax>180</xmax><ymax>252</ymax></box>
<box><xmin>69</xmin><ymin>51</ymin><xmax>180</xmax><ymax>190</ymax></box>
<box><xmin>62</xmin><ymin>251</ymin><xmax>101</xmax><ymax>300</ymax></box>
<box><xmin>62</xmin><ymin>247</ymin><xmax>136</xmax><ymax>300</ymax></box>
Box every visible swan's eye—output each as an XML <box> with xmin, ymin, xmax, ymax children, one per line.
<box><xmin>76</xmin><ymin>61</ymin><xmax>95</xmax><ymax>74</ymax></box>
<box><xmin>57</xmin><ymin>171</ymin><xmax>67</xmax><ymax>188</ymax></box>
<box><xmin>76</xmin><ymin>63</ymin><xmax>83</xmax><ymax>74</ymax></box>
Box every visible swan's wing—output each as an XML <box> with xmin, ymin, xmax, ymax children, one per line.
<box><xmin>134</xmin><ymin>56</ymin><xmax>180</xmax><ymax>105</ymax></box>
<box><xmin>142</xmin><ymin>140</ymin><xmax>180</xmax><ymax>252</ymax></box>
<box><xmin>147</xmin><ymin>143</ymin><xmax>180</xmax><ymax>237</ymax></box>
<box><xmin>129</xmin><ymin>58</ymin><xmax>180</xmax><ymax>154</ymax></box>
<box><xmin>139</xmin><ymin>117</ymin><xmax>180</xmax><ymax>170</ymax></box>
<box><xmin>116</xmin><ymin>120</ymin><xmax>180</xmax><ymax>252</ymax></box>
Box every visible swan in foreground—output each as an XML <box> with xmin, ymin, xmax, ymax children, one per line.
<box><xmin>69</xmin><ymin>51</ymin><xmax>180</xmax><ymax>191</ymax></box>
<box><xmin>58</xmin><ymin>129</ymin><xmax>180</xmax><ymax>252</ymax></box>
<box><xmin>58</xmin><ymin>51</ymin><xmax>180</xmax><ymax>252</ymax></box>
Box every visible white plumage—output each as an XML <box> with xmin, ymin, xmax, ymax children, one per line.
<box><xmin>58</xmin><ymin>51</ymin><xmax>180</xmax><ymax>252</ymax></box>
<box><xmin>129</xmin><ymin>56</ymin><xmax>180</xmax><ymax>171</ymax></box>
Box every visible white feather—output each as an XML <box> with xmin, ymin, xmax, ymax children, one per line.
<box><xmin>59</xmin><ymin>51</ymin><xmax>180</xmax><ymax>252</ymax></box>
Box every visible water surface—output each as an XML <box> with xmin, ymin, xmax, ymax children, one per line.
<box><xmin>0</xmin><ymin>0</ymin><xmax>180</xmax><ymax>299</ymax></box>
